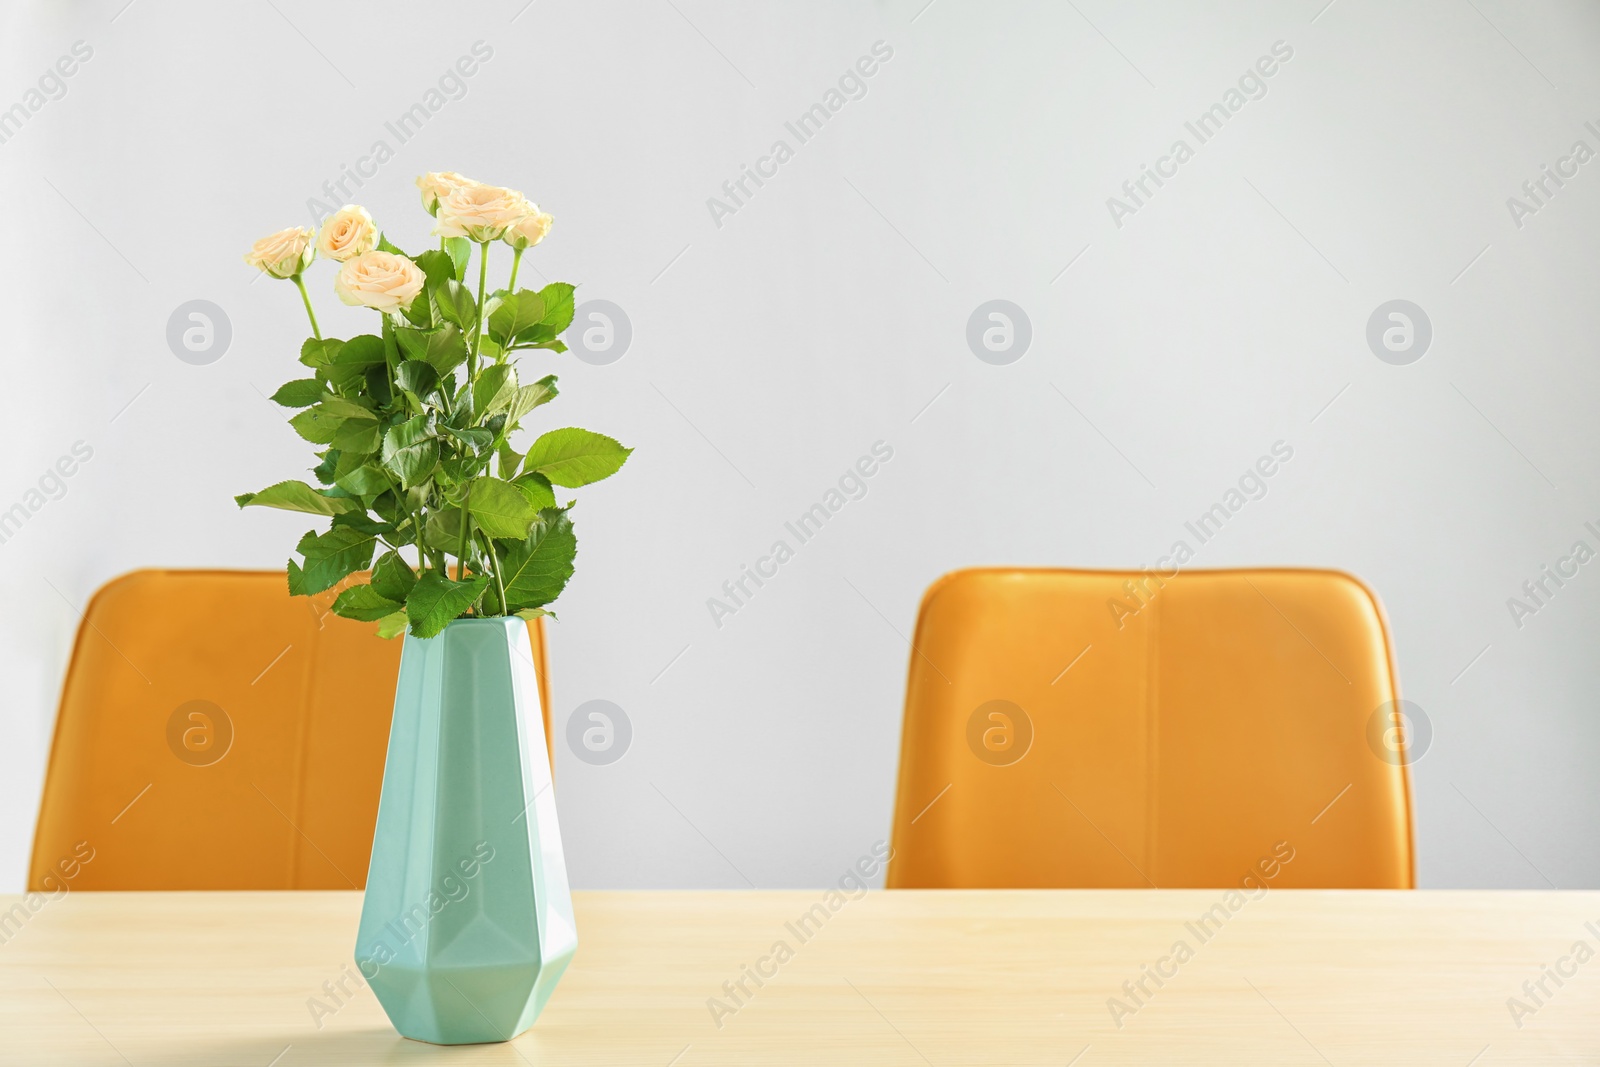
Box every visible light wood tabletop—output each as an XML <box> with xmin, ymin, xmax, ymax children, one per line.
<box><xmin>0</xmin><ymin>889</ymin><xmax>1595</xmax><ymax>1064</ymax></box>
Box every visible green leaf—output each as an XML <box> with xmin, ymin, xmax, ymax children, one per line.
<box><xmin>376</xmin><ymin>610</ymin><xmax>409</xmax><ymax>639</ymax></box>
<box><xmin>468</xmin><ymin>477</ymin><xmax>539</xmax><ymax>539</ymax></box>
<box><xmin>403</xmin><ymin>290</ymin><xmax>433</xmax><ymax>328</ymax></box>
<box><xmin>331</xmin><ymin>583</ymin><xmax>404</xmax><ymax>622</ymax></box>
<box><xmin>437</xmin><ymin>453</ymin><xmax>479</xmax><ymax>488</ymax></box>
<box><xmin>235</xmin><ymin>479</ymin><xmax>360</xmax><ymax>516</ymax></box>
<box><xmin>371</xmin><ymin>550</ymin><xmax>418</xmax><ymax>602</ymax></box>
<box><xmin>336</xmin><ymin>335</ymin><xmax>385</xmax><ymax>366</ymax></box>
<box><xmin>497</xmin><ymin>443</ymin><xmax>525</xmax><ymax>480</ymax></box>
<box><xmin>364</xmin><ymin>363</ymin><xmax>393</xmax><ymax>407</ymax></box>
<box><xmin>292</xmin><ymin>393</ymin><xmax>379</xmax><ymax>450</ymax></box>
<box><xmin>289</xmin><ymin>405</ymin><xmax>345</xmax><ymax>445</ymax></box>
<box><xmin>442</xmin><ymin>424</ymin><xmax>494</xmax><ymax>452</ymax></box>
<box><xmin>496</xmin><ymin>509</ymin><xmax>577</xmax><ymax>611</ymax></box>
<box><xmin>393</xmin><ymin>326</ymin><xmax>429</xmax><ymax>360</ymax></box>
<box><xmin>488</xmin><ymin>289</ymin><xmax>546</xmax><ymax>346</ymax></box>
<box><xmin>381</xmin><ymin>415</ymin><xmax>440</xmax><ymax>489</ymax></box>
<box><xmin>323</xmin><ymin>334</ymin><xmax>388</xmax><ymax>389</ymax></box>
<box><xmin>377</xmin><ymin>232</ymin><xmax>408</xmax><ymax>256</ymax></box>
<box><xmin>406</xmin><ymin>572</ymin><xmax>490</xmax><ymax>638</ymax></box>
<box><xmin>504</xmin><ymin>375</ymin><xmax>558</xmax><ymax>425</ymax></box>
<box><xmin>482</xmin><ymin>289</ymin><xmax>506</xmax><ymax>321</ymax></box>
<box><xmin>300</xmin><ymin>338</ymin><xmax>343</xmax><ymax>368</ymax></box>
<box><xmin>512</xmin><ymin>471</ymin><xmax>556</xmax><ymax>511</ymax></box>
<box><xmin>490</xmin><ymin>283</ymin><xmax>577</xmax><ymax>348</ymax></box>
<box><xmin>331</xmin><ymin>417</ymin><xmax>381</xmax><ymax>454</ymax></box>
<box><xmin>318</xmin><ymin>396</ymin><xmax>378</xmax><ymax>420</ymax></box>
<box><xmin>287</xmin><ymin>526</ymin><xmax>377</xmax><ymax>596</ymax></box>
<box><xmin>332</xmin><ymin>452</ymin><xmax>390</xmax><ymax>497</ymax></box>
<box><xmin>298</xmin><ymin>525</ymin><xmax>374</xmax><ymax>558</ymax></box>
<box><xmin>523</xmin><ymin>427</ymin><xmax>632</xmax><ymax>488</ymax></box>
<box><xmin>445</xmin><ymin>237</ymin><xmax>472</xmax><ymax>280</ymax></box>
<box><xmin>395</xmin><ymin>360</ymin><xmax>439</xmax><ymax>398</ymax></box>
<box><xmin>424</xmin><ymin>506</ymin><xmax>467</xmax><ymax>551</ymax></box>
<box><xmin>396</xmin><ymin>324</ymin><xmax>467</xmax><ymax>376</ymax></box>
<box><xmin>515</xmin><ymin>607</ymin><xmax>554</xmax><ymax>622</ymax></box>
<box><xmin>413</xmin><ymin>249</ymin><xmax>454</xmax><ymax>291</ymax></box>
<box><xmin>473</xmin><ymin>363</ymin><xmax>515</xmax><ymax>416</ymax></box>
<box><xmin>437</xmin><ymin>279</ymin><xmax>477</xmax><ymax>329</ymax></box>
<box><xmin>311</xmin><ymin>450</ymin><xmax>339</xmax><ymax>486</ymax></box>
<box><xmin>270</xmin><ymin>379</ymin><xmax>327</xmax><ymax>407</ymax></box>
<box><xmin>332</xmin><ymin>510</ymin><xmax>399</xmax><ymax>539</ymax></box>
<box><xmin>317</xmin><ymin>397</ymin><xmax>378</xmax><ymax>453</ymax></box>
<box><xmin>536</xmin><ymin>282</ymin><xmax>576</xmax><ymax>335</ymax></box>
<box><xmin>367</xmin><ymin>489</ymin><xmax>404</xmax><ymax>522</ymax></box>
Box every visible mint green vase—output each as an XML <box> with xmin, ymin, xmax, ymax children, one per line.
<box><xmin>356</xmin><ymin>617</ymin><xmax>576</xmax><ymax>1045</ymax></box>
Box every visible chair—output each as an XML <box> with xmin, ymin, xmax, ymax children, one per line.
<box><xmin>885</xmin><ymin>567</ymin><xmax>1415</xmax><ymax>889</ymax></box>
<box><xmin>28</xmin><ymin>569</ymin><xmax>553</xmax><ymax>891</ymax></box>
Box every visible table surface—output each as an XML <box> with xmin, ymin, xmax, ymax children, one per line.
<box><xmin>0</xmin><ymin>889</ymin><xmax>1595</xmax><ymax>1064</ymax></box>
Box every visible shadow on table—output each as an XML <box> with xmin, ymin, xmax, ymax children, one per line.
<box><xmin>185</xmin><ymin>1029</ymin><xmax>542</xmax><ymax>1065</ymax></box>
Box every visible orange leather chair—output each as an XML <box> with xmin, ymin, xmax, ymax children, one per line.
<box><xmin>886</xmin><ymin>568</ymin><xmax>1415</xmax><ymax>889</ymax></box>
<box><xmin>29</xmin><ymin>569</ymin><xmax>552</xmax><ymax>891</ymax></box>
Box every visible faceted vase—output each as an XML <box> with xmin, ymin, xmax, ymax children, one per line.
<box><xmin>356</xmin><ymin>617</ymin><xmax>576</xmax><ymax>1045</ymax></box>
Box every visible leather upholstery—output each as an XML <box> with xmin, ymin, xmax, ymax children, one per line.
<box><xmin>29</xmin><ymin>569</ymin><xmax>553</xmax><ymax>891</ymax></box>
<box><xmin>886</xmin><ymin>568</ymin><xmax>1414</xmax><ymax>889</ymax></box>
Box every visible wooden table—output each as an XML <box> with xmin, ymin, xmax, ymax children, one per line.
<box><xmin>0</xmin><ymin>889</ymin><xmax>1594</xmax><ymax>1064</ymax></box>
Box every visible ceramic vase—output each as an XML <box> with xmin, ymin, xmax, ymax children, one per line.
<box><xmin>355</xmin><ymin>617</ymin><xmax>576</xmax><ymax>1044</ymax></box>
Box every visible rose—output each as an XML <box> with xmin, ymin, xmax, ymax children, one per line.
<box><xmin>434</xmin><ymin>183</ymin><xmax>531</xmax><ymax>242</ymax></box>
<box><xmin>317</xmin><ymin>205</ymin><xmax>377</xmax><ymax>262</ymax></box>
<box><xmin>334</xmin><ymin>251</ymin><xmax>425</xmax><ymax>315</ymax></box>
<box><xmin>244</xmin><ymin>227</ymin><xmax>316</xmax><ymax>279</ymax></box>
<box><xmin>416</xmin><ymin>171</ymin><xmax>477</xmax><ymax>215</ymax></box>
<box><xmin>503</xmin><ymin>209</ymin><xmax>553</xmax><ymax>251</ymax></box>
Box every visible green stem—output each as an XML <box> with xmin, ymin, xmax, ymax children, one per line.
<box><xmin>456</xmin><ymin>481</ymin><xmax>473</xmax><ymax>599</ymax></box>
<box><xmin>292</xmin><ymin>274</ymin><xmax>321</xmax><ymax>340</ymax></box>
<box><xmin>468</xmin><ymin>241</ymin><xmax>489</xmax><ymax>383</ymax></box>
<box><xmin>380</xmin><ymin>315</ymin><xmax>402</xmax><ymax>408</ymax></box>
<box><xmin>480</xmin><ymin>531</ymin><xmax>507</xmax><ymax>617</ymax></box>
<box><xmin>407</xmin><ymin>498</ymin><xmax>427</xmax><ymax>573</ymax></box>
<box><xmin>508</xmin><ymin>247</ymin><xmax>523</xmax><ymax>292</ymax></box>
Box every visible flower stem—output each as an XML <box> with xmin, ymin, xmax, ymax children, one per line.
<box><xmin>380</xmin><ymin>314</ymin><xmax>402</xmax><ymax>407</ymax></box>
<box><xmin>456</xmin><ymin>481</ymin><xmax>473</xmax><ymax>598</ymax></box>
<box><xmin>468</xmin><ymin>241</ymin><xmax>489</xmax><ymax>382</ymax></box>
<box><xmin>407</xmin><ymin>497</ymin><xmax>427</xmax><ymax>573</ymax></box>
<box><xmin>480</xmin><ymin>531</ymin><xmax>508</xmax><ymax>616</ymax></box>
<box><xmin>508</xmin><ymin>247</ymin><xmax>524</xmax><ymax>292</ymax></box>
<box><xmin>292</xmin><ymin>274</ymin><xmax>321</xmax><ymax>340</ymax></box>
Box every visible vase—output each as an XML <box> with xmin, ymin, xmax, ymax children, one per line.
<box><xmin>355</xmin><ymin>617</ymin><xmax>576</xmax><ymax>1045</ymax></box>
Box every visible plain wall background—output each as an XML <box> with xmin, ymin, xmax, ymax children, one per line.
<box><xmin>3</xmin><ymin>0</ymin><xmax>1599</xmax><ymax>891</ymax></box>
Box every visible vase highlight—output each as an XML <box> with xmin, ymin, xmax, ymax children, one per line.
<box><xmin>356</xmin><ymin>617</ymin><xmax>575</xmax><ymax>1044</ymax></box>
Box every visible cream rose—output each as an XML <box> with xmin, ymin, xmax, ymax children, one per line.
<box><xmin>334</xmin><ymin>251</ymin><xmax>425</xmax><ymax>315</ymax></box>
<box><xmin>317</xmin><ymin>205</ymin><xmax>377</xmax><ymax>263</ymax></box>
<box><xmin>503</xmin><ymin>209</ymin><xmax>553</xmax><ymax>251</ymax></box>
<box><xmin>243</xmin><ymin>226</ymin><xmax>316</xmax><ymax>279</ymax></box>
<box><xmin>433</xmin><ymin>183</ymin><xmax>531</xmax><ymax>242</ymax></box>
<box><xmin>416</xmin><ymin>171</ymin><xmax>478</xmax><ymax>215</ymax></box>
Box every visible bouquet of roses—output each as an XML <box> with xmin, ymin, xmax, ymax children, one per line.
<box><xmin>238</xmin><ymin>172</ymin><xmax>629</xmax><ymax>638</ymax></box>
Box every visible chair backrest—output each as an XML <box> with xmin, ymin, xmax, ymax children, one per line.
<box><xmin>29</xmin><ymin>569</ymin><xmax>553</xmax><ymax>891</ymax></box>
<box><xmin>886</xmin><ymin>568</ymin><xmax>1414</xmax><ymax>889</ymax></box>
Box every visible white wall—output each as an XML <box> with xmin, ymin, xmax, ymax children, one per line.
<box><xmin>3</xmin><ymin>0</ymin><xmax>1599</xmax><ymax>890</ymax></box>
